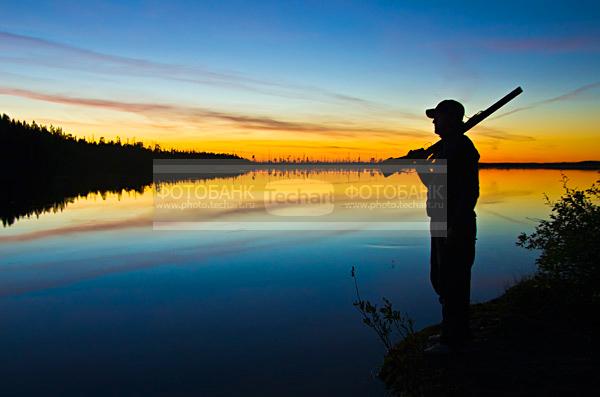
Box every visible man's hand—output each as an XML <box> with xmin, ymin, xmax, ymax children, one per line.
<box><xmin>403</xmin><ymin>148</ymin><xmax>427</xmax><ymax>159</ymax></box>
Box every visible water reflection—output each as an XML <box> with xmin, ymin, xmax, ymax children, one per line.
<box><xmin>1</xmin><ymin>175</ymin><xmax>150</xmax><ymax>227</ymax></box>
<box><xmin>2</xmin><ymin>169</ymin><xmax>598</xmax><ymax>297</ymax></box>
<box><xmin>0</xmin><ymin>168</ymin><xmax>597</xmax><ymax>396</ymax></box>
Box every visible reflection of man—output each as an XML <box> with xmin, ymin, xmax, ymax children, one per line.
<box><xmin>416</xmin><ymin>99</ymin><xmax>480</xmax><ymax>354</ymax></box>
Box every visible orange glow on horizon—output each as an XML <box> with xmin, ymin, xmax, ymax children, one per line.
<box><xmin>16</xmin><ymin>104</ymin><xmax>600</xmax><ymax>163</ymax></box>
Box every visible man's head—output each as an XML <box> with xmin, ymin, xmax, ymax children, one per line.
<box><xmin>426</xmin><ymin>99</ymin><xmax>465</xmax><ymax>138</ymax></box>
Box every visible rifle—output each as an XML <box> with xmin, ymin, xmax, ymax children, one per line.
<box><xmin>398</xmin><ymin>86</ymin><xmax>523</xmax><ymax>160</ymax></box>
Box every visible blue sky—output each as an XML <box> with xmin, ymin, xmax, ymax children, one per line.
<box><xmin>0</xmin><ymin>0</ymin><xmax>599</xmax><ymax>160</ymax></box>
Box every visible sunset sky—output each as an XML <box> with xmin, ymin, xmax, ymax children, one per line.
<box><xmin>1</xmin><ymin>0</ymin><xmax>599</xmax><ymax>161</ymax></box>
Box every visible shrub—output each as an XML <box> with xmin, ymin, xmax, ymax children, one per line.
<box><xmin>517</xmin><ymin>177</ymin><xmax>600</xmax><ymax>298</ymax></box>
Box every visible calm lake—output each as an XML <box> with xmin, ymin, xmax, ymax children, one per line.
<box><xmin>1</xmin><ymin>168</ymin><xmax>597</xmax><ymax>396</ymax></box>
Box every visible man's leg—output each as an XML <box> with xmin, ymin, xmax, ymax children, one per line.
<box><xmin>431</xmin><ymin>235</ymin><xmax>457</xmax><ymax>345</ymax></box>
<box><xmin>441</xmin><ymin>220</ymin><xmax>476</xmax><ymax>346</ymax></box>
<box><xmin>442</xmin><ymin>256</ymin><xmax>472</xmax><ymax>345</ymax></box>
<box><xmin>430</xmin><ymin>236</ymin><xmax>445</xmax><ymax>298</ymax></box>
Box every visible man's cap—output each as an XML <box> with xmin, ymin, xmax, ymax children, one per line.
<box><xmin>426</xmin><ymin>99</ymin><xmax>465</xmax><ymax>121</ymax></box>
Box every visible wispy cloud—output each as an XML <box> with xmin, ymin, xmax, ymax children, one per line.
<box><xmin>0</xmin><ymin>30</ymin><xmax>403</xmax><ymax>112</ymax></box>
<box><xmin>0</xmin><ymin>31</ymin><xmax>282</xmax><ymax>91</ymax></box>
<box><xmin>0</xmin><ymin>239</ymin><xmax>258</xmax><ymax>297</ymax></box>
<box><xmin>484</xmin><ymin>37</ymin><xmax>600</xmax><ymax>53</ymax></box>
<box><xmin>0</xmin><ymin>214</ymin><xmax>151</xmax><ymax>243</ymax></box>
<box><xmin>0</xmin><ymin>86</ymin><xmax>424</xmax><ymax>139</ymax></box>
<box><xmin>0</xmin><ymin>227</ymin><xmax>357</xmax><ymax>297</ymax></box>
<box><xmin>493</xmin><ymin>82</ymin><xmax>600</xmax><ymax>119</ymax></box>
<box><xmin>477</xmin><ymin>207</ymin><xmax>534</xmax><ymax>225</ymax></box>
<box><xmin>437</xmin><ymin>35</ymin><xmax>600</xmax><ymax>54</ymax></box>
<box><xmin>473</xmin><ymin>126</ymin><xmax>535</xmax><ymax>141</ymax></box>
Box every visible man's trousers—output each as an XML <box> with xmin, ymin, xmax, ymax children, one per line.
<box><xmin>430</xmin><ymin>217</ymin><xmax>476</xmax><ymax>346</ymax></box>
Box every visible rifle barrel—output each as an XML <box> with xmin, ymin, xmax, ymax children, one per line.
<box><xmin>408</xmin><ymin>86</ymin><xmax>523</xmax><ymax>159</ymax></box>
<box><xmin>462</xmin><ymin>86</ymin><xmax>523</xmax><ymax>132</ymax></box>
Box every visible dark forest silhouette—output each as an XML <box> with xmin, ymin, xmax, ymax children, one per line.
<box><xmin>0</xmin><ymin>114</ymin><xmax>247</xmax><ymax>226</ymax></box>
<box><xmin>0</xmin><ymin>113</ymin><xmax>244</xmax><ymax>174</ymax></box>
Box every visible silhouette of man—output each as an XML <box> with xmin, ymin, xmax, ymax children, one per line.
<box><xmin>416</xmin><ymin>99</ymin><xmax>480</xmax><ymax>353</ymax></box>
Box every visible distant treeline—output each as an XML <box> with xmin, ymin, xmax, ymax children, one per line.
<box><xmin>0</xmin><ymin>114</ymin><xmax>247</xmax><ymax>226</ymax></box>
<box><xmin>0</xmin><ymin>113</ymin><xmax>245</xmax><ymax>180</ymax></box>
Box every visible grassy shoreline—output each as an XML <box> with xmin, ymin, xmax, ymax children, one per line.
<box><xmin>379</xmin><ymin>277</ymin><xmax>598</xmax><ymax>396</ymax></box>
